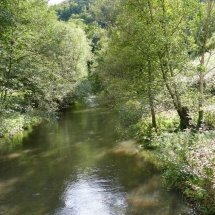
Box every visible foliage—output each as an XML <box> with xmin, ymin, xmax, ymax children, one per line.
<box><xmin>130</xmin><ymin>112</ymin><xmax>179</xmax><ymax>142</ymax></box>
<box><xmin>0</xmin><ymin>0</ymin><xmax>92</xmax><ymax>136</ymax></box>
<box><xmin>0</xmin><ymin>112</ymin><xmax>42</xmax><ymax>137</ymax></box>
<box><xmin>90</xmin><ymin>0</ymin><xmax>125</xmax><ymax>27</ymax></box>
<box><xmin>188</xmin><ymin>0</ymin><xmax>215</xmax><ymax>127</ymax></box>
<box><xmin>204</xmin><ymin>108</ymin><xmax>215</xmax><ymax>128</ymax></box>
<box><xmin>64</xmin><ymin>78</ymin><xmax>92</xmax><ymax>106</ymax></box>
<box><xmin>54</xmin><ymin>0</ymin><xmax>95</xmax><ymax>23</ymax></box>
<box><xmin>117</xmin><ymin>100</ymin><xmax>143</xmax><ymax>127</ymax></box>
<box><xmin>95</xmin><ymin>0</ymin><xmax>215</xmax><ymax>132</ymax></box>
<box><xmin>87</xmin><ymin>73</ymin><xmax>104</xmax><ymax>94</ymax></box>
<box><xmin>153</xmin><ymin>131</ymin><xmax>215</xmax><ymax>214</ymax></box>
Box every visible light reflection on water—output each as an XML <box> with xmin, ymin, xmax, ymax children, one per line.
<box><xmin>0</xmin><ymin>107</ymin><xmax>196</xmax><ymax>215</ymax></box>
<box><xmin>56</xmin><ymin>171</ymin><xmax>127</xmax><ymax>215</ymax></box>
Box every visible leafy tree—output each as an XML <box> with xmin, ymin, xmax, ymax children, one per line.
<box><xmin>54</xmin><ymin>0</ymin><xmax>95</xmax><ymax>23</ymax></box>
<box><xmin>0</xmin><ymin>0</ymin><xmax>92</xmax><ymax>119</ymax></box>
<box><xmin>96</xmin><ymin>26</ymin><xmax>160</xmax><ymax>128</ymax></box>
<box><xmin>97</xmin><ymin>0</ymin><xmax>192</xmax><ymax>129</ymax></box>
<box><xmin>121</xmin><ymin>0</ymin><xmax>199</xmax><ymax>129</ymax></box>
<box><xmin>189</xmin><ymin>0</ymin><xmax>215</xmax><ymax>127</ymax></box>
<box><xmin>90</xmin><ymin>0</ymin><xmax>125</xmax><ymax>27</ymax></box>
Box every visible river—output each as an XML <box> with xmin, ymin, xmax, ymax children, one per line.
<box><xmin>0</xmin><ymin>107</ymin><xmax>195</xmax><ymax>215</ymax></box>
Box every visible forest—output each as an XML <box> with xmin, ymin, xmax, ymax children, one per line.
<box><xmin>1</xmin><ymin>0</ymin><xmax>215</xmax><ymax>214</ymax></box>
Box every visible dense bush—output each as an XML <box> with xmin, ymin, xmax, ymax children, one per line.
<box><xmin>117</xmin><ymin>100</ymin><xmax>143</xmax><ymax>126</ymax></box>
<box><xmin>129</xmin><ymin>111</ymin><xmax>179</xmax><ymax>142</ymax></box>
<box><xmin>153</xmin><ymin>131</ymin><xmax>215</xmax><ymax>214</ymax></box>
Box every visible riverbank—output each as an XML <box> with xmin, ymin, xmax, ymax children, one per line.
<box><xmin>0</xmin><ymin>112</ymin><xmax>43</xmax><ymax>138</ymax></box>
<box><xmin>0</xmin><ymin>101</ymin><xmax>88</xmax><ymax>139</ymax></box>
<box><xmin>131</xmin><ymin>114</ymin><xmax>215</xmax><ymax>215</ymax></box>
<box><xmin>153</xmin><ymin>131</ymin><xmax>215</xmax><ymax>215</ymax></box>
<box><xmin>114</xmin><ymin>100</ymin><xmax>215</xmax><ymax>214</ymax></box>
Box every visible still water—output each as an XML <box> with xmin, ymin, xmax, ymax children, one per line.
<box><xmin>0</xmin><ymin>107</ymin><xmax>194</xmax><ymax>215</ymax></box>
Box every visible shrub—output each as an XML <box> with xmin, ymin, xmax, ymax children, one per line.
<box><xmin>130</xmin><ymin>111</ymin><xmax>179</xmax><ymax>142</ymax></box>
<box><xmin>118</xmin><ymin>100</ymin><xmax>143</xmax><ymax>126</ymax></box>
<box><xmin>154</xmin><ymin>131</ymin><xmax>215</xmax><ymax>214</ymax></box>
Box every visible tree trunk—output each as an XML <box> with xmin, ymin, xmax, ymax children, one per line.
<box><xmin>147</xmin><ymin>60</ymin><xmax>157</xmax><ymax>131</ymax></box>
<box><xmin>197</xmin><ymin>72</ymin><xmax>204</xmax><ymax>128</ymax></box>
<box><xmin>159</xmin><ymin>56</ymin><xmax>192</xmax><ymax>130</ymax></box>
<box><xmin>177</xmin><ymin>107</ymin><xmax>192</xmax><ymax>130</ymax></box>
<box><xmin>150</xmin><ymin>103</ymin><xmax>157</xmax><ymax>130</ymax></box>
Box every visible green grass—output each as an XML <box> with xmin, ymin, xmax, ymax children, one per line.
<box><xmin>0</xmin><ymin>112</ymin><xmax>42</xmax><ymax>138</ymax></box>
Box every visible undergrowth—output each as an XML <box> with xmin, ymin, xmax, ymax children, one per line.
<box><xmin>117</xmin><ymin>102</ymin><xmax>215</xmax><ymax>214</ymax></box>
<box><xmin>153</xmin><ymin>131</ymin><xmax>215</xmax><ymax>215</ymax></box>
<box><xmin>0</xmin><ymin>112</ymin><xmax>42</xmax><ymax>138</ymax></box>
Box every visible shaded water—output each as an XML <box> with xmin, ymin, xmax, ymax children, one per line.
<box><xmin>0</xmin><ymin>107</ymin><xmax>194</xmax><ymax>215</ymax></box>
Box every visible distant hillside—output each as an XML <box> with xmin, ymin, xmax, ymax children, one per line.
<box><xmin>53</xmin><ymin>0</ymin><xmax>95</xmax><ymax>23</ymax></box>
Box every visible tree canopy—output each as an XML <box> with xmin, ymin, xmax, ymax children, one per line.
<box><xmin>0</xmin><ymin>0</ymin><xmax>92</xmax><ymax>122</ymax></box>
<box><xmin>94</xmin><ymin>0</ymin><xmax>215</xmax><ymax>130</ymax></box>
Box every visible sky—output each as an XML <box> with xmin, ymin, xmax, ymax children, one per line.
<box><xmin>48</xmin><ymin>0</ymin><xmax>65</xmax><ymax>5</ymax></box>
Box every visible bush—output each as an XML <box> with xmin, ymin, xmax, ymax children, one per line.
<box><xmin>0</xmin><ymin>111</ymin><xmax>42</xmax><ymax>138</ymax></box>
<box><xmin>118</xmin><ymin>100</ymin><xmax>143</xmax><ymax>126</ymax></box>
<box><xmin>204</xmin><ymin>108</ymin><xmax>215</xmax><ymax>128</ymax></box>
<box><xmin>130</xmin><ymin>111</ymin><xmax>179</xmax><ymax>142</ymax></box>
<box><xmin>153</xmin><ymin>131</ymin><xmax>215</xmax><ymax>214</ymax></box>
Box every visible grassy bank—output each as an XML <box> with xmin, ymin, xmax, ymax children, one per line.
<box><xmin>0</xmin><ymin>112</ymin><xmax>43</xmax><ymax>138</ymax></box>
<box><xmin>117</xmin><ymin>102</ymin><xmax>215</xmax><ymax>214</ymax></box>
<box><xmin>153</xmin><ymin>131</ymin><xmax>215</xmax><ymax>215</ymax></box>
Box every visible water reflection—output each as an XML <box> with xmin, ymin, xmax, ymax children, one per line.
<box><xmin>127</xmin><ymin>175</ymin><xmax>188</xmax><ymax>215</ymax></box>
<box><xmin>56</xmin><ymin>171</ymin><xmax>127</xmax><ymax>215</ymax></box>
<box><xmin>0</xmin><ymin>108</ymin><xmax>195</xmax><ymax>215</ymax></box>
<box><xmin>110</xmin><ymin>139</ymin><xmax>138</xmax><ymax>156</ymax></box>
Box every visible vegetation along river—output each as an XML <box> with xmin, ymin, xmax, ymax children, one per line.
<box><xmin>0</xmin><ymin>107</ymin><xmax>195</xmax><ymax>215</ymax></box>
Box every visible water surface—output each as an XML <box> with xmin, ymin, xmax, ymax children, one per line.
<box><xmin>0</xmin><ymin>107</ymin><xmax>194</xmax><ymax>215</ymax></box>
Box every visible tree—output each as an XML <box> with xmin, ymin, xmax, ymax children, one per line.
<box><xmin>54</xmin><ymin>0</ymin><xmax>95</xmax><ymax>23</ymax></box>
<box><xmin>97</xmin><ymin>25</ymin><xmax>161</xmax><ymax>129</ymax></box>
<box><xmin>0</xmin><ymin>0</ymin><xmax>56</xmax><ymax>112</ymax></box>
<box><xmin>90</xmin><ymin>0</ymin><xmax>125</xmax><ymax>27</ymax></box>
<box><xmin>0</xmin><ymin>0</ymin><xmax>92</xmax><ymax>118</ymax></box>
<box><xmin>119</xmin><ymin>0</ymin><xmax>198</xmax><ymax>129</ymax></box>
<box><xmin>189</xmin><ymin>0</ymin><xmax>215</xmax><ymax>128</ymax></box>
<box><xmin>98</xmin><ymin>0</ymin><xmax>200</xmax><ymax>129</ymax></box>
